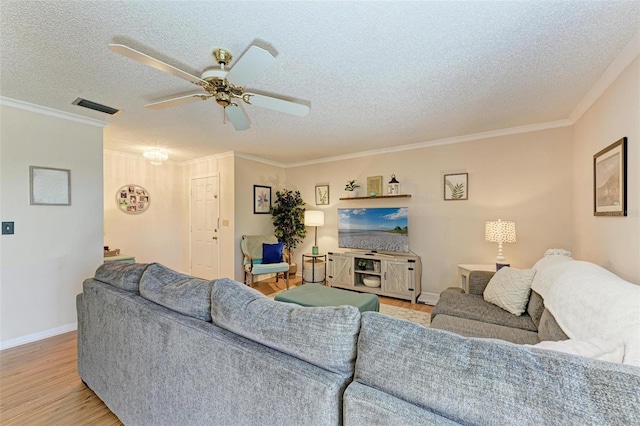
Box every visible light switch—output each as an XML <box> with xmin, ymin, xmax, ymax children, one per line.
<box><xmin>222</xmin><ymin>219</ymin><xmax>229</xmax><ymax>226</ymax></box>
<box><xmin>2</xmin><ymin>222</ymin><xmax>15</xmax><ymax>235</ymax></box>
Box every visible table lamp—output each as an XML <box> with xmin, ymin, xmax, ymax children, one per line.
<box><xmin>304</xmin><ymin>210</ymin><xmax>325</xmax><ymax>255</ymax></box>
<box><xmin>485</xmin><ymin>219</ymin><xmax>516</xmax><ymax>269</ymax></box>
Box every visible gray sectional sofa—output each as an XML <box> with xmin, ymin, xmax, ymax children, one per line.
<box><xmin>77</xmin><ymin>261</ymin><xmax>640</xmax><ymax>425</ymax></box>
<box><xmin>431</xmin><ymin>271</ymin><xmax>569</xmax><ymax>344</ymax></box>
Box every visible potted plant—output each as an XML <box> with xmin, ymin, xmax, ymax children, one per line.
<box><xmin>345</xmin><ymin>180</ymin><xmax>360</xmax><ymax>198</ymax></box>
<box><xmin>357</xmin><ymin>259</ymin><xmax>368</xmax><ymax>270</ymax></box>
<box><xmin>270</xmin><ymin>189</ymin><xmax>307</xmax><ymax>266</ymax></box>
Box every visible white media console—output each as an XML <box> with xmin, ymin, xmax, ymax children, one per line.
<box><xmin>327</xmin><ymin>251</ymin><xmax>421</xmax><ymax>304</ymax></box>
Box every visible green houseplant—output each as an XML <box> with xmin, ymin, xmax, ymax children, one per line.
<box><xmin>270</xmin><ymin>189</ymin><xmax>307</xmax><ymax>264</ymax></box>
<box><xmin>345</xmin><ymin>180</ymin><xmax>360</xmax><ymax>198</ymax></box>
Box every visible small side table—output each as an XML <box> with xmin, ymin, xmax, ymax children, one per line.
<box><xmin>302</xmin><ymin>253</ymin><xmax>327</xmax><ymax>285</ymax></box>
<box><xmin>104</xmin><ymin>254</ymin><xmax>136</xmax><ymax>263</ymax></box>
<box><xmin>457</xmin><ymin>264</ymin><xmax>495</xmax><ymax>293</ymax></box>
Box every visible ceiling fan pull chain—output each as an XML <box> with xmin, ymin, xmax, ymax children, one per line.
<box><xmin>223</xmin><ymin>107</ymin><xmax>226</xmax><ymax>125</ymax></box>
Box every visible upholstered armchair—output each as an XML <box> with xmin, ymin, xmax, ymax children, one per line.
<box><xmin>240</xmin><ymin>235</ymin><xmax>291</xmax><ymax>289</ymax></box>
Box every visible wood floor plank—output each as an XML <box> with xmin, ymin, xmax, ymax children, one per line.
<box><xmin>0</xmin><ymin>275</ymin><xmax>432</xmax><ymax>423</ymax></box>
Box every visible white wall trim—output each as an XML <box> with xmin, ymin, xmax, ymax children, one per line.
<box><xmin>233</xmin><ymin>152</ymin><xmax>287</xmax><ymax>168</ymax></box>
<box><xmin>0</xmin><ymin>96</ymin><xmax>108</xmax><ymax>128</ymax></box>
<box><xmin>569</xmin><ymin>30</ymin><xmax>640</xmax><ymax>123</ymax></box>
<box><xmin>285</xmin><ymin>119</ymin><xmax>573</xmax><ymax>168</ymax></box>
<box><xmin>0</xmin><ymin>322</ymin><xmax>77</xmax><ymax>351</ymax></box>
<box><xmin>177</xmin><ymin>150</ymin><xmax>235</xmax><ymax>167</ymax></box>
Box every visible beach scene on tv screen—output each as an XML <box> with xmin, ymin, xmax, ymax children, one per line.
<box><xmin>338</xmin><ymin>207</ymin><xmax>409</xmax><ymax>253</ymax></box>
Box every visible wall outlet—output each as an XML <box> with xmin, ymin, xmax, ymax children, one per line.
<box><xmin>2</xmin><ymin>222</ymin><xmax>15</xmax><ymax>235</ymax></box>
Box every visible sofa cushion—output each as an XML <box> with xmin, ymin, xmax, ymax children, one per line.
<box><xmin>526</xmin><ymin>290</ymin><xmax>545</xmax><ymax>328</ymax></box>
<box><xmin>433</xmin><ymin>288</ymin><xmax>537</xmax><ymax>332</ymax></box>
<box><xmin>139</xmin><ymin>263</ymin><xmax>214</xmax><ymax>322</ymax></box>
<box><xmin>430</xmin><ymin>314</ymin><xmax>539</xmax><ymax>345</ymax></box>
<box><xmin>483</xmin><ymin>267</ymin><xmax>536</xmax><ymax>315</ymax></box>
<box><xmin>354</xmin><ymin>312</ymin><xmax>640</xmax><ymax>425</ymax></box>
<box><xmin>211</xmin><ymin>278</ymin><xmax>360</xmax><ymax>376</ymax></box>
<box><xmin>538</xmin><ymin>309</ymin><xmax>569</xmax><ymax>342</ymax></box>
<box><xmin>94</xmin><ymin>262</ymin><xmax>150</xmax><ymax>292</ymax></box>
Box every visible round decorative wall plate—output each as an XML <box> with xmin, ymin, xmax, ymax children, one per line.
<box><xmin>116</xmin><ymin>184</ymin><xmax>150</xmax><ymax>214</ymax></box>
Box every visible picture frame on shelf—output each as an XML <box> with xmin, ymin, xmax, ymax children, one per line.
<box><xmin>315</xmin><ymin>185</ymin><xmax>329</xmax><ymax>205</ymax></box>
<box><xmin>444</xmin><ymin>173</ymin><xmax>468</xmax><ymax>201</ymax></box>
<box><xmin>367</xmin><ymin>176</ymin><xmax>383</xmax><ymax>197</ymax></box>
<box><xmin>594</xmin><ymin>137</ymin><xmax>627</xmax><ymax>216</ymax></box>
<box><xmin>253</xmin><ymin>185</ymin><xmax>272</xmax><ymax>214</ymax></box>
<box><xmin>29</xmin><ymin>166</ymin><xmax>71</xmax><ymax>206</ymax></box>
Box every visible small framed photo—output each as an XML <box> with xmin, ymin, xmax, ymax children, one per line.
<box><xmin>594</xmin><ymin>137</ymin><xmax>627</xmax><ymax>216</ymax></box>
<box><xmin>367</xmin><ymin>176</ymin><xmax>383</xmax><ymax>197</ymax></box>
<box><xmin>30</xmin><ymin>166</ymin><xmax>71</xmax><ymax>206</ymax></box>
<box><xmin>315</xmin><ymin>185</ymin><xmax>329</xmax><ymax>205</ymax></box>
<box><xmin>253</xmin><ymin>185</ymin><xmax>271</xmax><ymax>214</ymax></box>
<box><xmin>444</xmin><ymin>173</ymin><xmax>468</xmax><ymax>201</ymax></box>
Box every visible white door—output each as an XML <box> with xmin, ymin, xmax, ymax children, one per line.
<box><xmin>190</xmin><ymin>176</ymin><xmax>219</xmax><ymax>279</ymax></box>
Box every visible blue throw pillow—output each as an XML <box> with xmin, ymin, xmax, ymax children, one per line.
<box><xmin>262</xmin><ymin>242</ymin><xmax>284</xmax><ymax>264</ymax></box>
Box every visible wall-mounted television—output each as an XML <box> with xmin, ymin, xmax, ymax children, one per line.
<box><xmin>338</xmin><ymin>207</ymin><xmax>409</xmax><ymax>253</ymax></box>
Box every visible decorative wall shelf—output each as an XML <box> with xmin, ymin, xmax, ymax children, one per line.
<box><xmin>339</xmin><ymin>194</ymin><xmax>411</xmax><ymax>200</ymax></box>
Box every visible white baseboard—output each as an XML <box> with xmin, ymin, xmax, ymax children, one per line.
<box><xmin>418</xmin><ymin>292</ymin><xmax>440</xmax><ymax>306</ymax></box>
<box><xmin>0</xmin><ymin>322</ymin><xmax>77</xmax><ymax>351</ymax></box>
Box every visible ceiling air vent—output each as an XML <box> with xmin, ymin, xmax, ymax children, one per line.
<box><xmin>72</xmin><ymin>98</ymin><xmax>120</xmax><ymax>115</ymax></box>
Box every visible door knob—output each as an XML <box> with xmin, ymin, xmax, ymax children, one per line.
<box><xmin>212</xmin><ymin>236</ymin><xmax>218</xmax><ymax>240</ymax></box>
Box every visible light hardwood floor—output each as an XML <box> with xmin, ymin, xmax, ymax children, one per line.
<box><xmin>0</xmin><ymin>276</ymin><xmax>432</xmax><ymax>424</ymax></box>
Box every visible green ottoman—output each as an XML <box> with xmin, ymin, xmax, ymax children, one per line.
<box><xmin>275</xmin><ymin>284</ymin><xmax>379</xmax><ymax>312</ymax></box>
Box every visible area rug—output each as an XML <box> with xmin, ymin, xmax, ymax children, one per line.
<box><xmin>267</xmin><ymin>288</ymin><xmax>431</xmax><ymax>328</ymax></box>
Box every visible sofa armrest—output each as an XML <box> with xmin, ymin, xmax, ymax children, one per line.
<box><xmin>468</xmin><ymin>271</ymin><xmax>495</xmax><ymax>295</ymax></box>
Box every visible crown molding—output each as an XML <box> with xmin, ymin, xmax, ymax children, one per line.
<box><xmin>285</xmin><ymin>119</ymin><xmax>573</xmax><ymax>168</ymax></box>
<box><xmin>569</xmin><ymin>30</ymin><xmax>640</xmax><ymax>123</ymax></box>
<box><xmin>233</xmin><ymin>152</ymin><xmax>287</xmax><ymax>168</ymax></box>
<box><xmin>177</xmin><ymin>151</ymin><xmax>235</xmax><ymax>167</ymax></box>
<box><xmin>0</xmin><ymin>96</ymin><xmax>108</xmax><ymax>128</ymax></box>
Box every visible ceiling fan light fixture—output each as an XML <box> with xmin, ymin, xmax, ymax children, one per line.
<box><xmin>143</xmin><ymin>148</ymin><xmax>169</xmax><ymax>166</ymax></box>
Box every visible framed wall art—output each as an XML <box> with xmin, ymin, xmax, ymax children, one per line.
<box><xmin>444</xmin><ymin>173</ymin><xmax>468</xmax><ymax>201</ymax></box>
<box><xmin>594</xmin><ymin>137</ymin><xmax>627</xmax><ymax>216</ymax></box>
<box><xmin>367</xmin><ymin>176</ymin><xmax>383</xmax><ymax>197</ymax></box>
<box><xmin>315</xmin><ymin>185</ymin><xmax>329</xmax><ymax>205</ymax></box>
<box><xmin>30</xmin><ymin>166</ymin><xmax>71</xmax><ymax>206</ymax></box>
<box><xmin>117</xmin><ymin>184</ymin><xmax>150</xmax><ymax>214</ymax></box>
<box><xmin>253</xmin><ymin>185</ymin><xmax>272</xmax><ymax>214</ymax></box>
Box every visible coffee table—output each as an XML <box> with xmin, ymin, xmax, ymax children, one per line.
<box><xmin>275</xmin><ymin>284</ymin><xmax>379</xmax><ymax>312</ymax></box>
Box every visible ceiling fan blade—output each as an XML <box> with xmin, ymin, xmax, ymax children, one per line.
<box><xmin>145</xmin><ymin>93</ymin><xmax>210</xmax><ymax>110</ymax></box>
<box><xmin>109</xmin><ymin>44</ymin><xmax>208</xmax><ymax>86</ymax></box>
<box><xmin>244</xmin><ymin>93</ymin><xmax>309</xmax><ymax>117</ymax></box>
<box><xmin>225</xmin><ymin>104</ymin><xmax>250</xmax><ymax>131</ymax></box>
<box><xmin>226</xmin><ymin>46</ymin><xmax>276</xmax><ymax>87</ymax></box>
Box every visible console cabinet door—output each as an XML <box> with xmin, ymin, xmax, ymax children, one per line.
<box><xmin>383</xmin><ymin>260</ymin><xmax>411</xmax><ymax>297</ymax></box>
<box><xmin>329</xmin><ymin>254</ymin><xmax>352</xmax><ymax>286</ymax></box>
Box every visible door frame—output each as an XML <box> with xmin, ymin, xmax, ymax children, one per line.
<box><xmin>189</xmin><ymin>174</ymin><xmax>220</xmax><ymax>278</ymax></box>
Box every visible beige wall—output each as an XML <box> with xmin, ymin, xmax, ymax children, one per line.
<box><xmin>104</xmin><ymin>151</ymin><xmax>188</xmax><ymax>272</ymax></box>
<box><xmin>0</xmin><ymin>105</ymin><xmax>103</xmax><ymax>348</ymax></box>
<box><xmin>572</xmin><ymin>57</ymin><xmax>640</xmax><ymax>283</ymax></box>
<box><xmin>233</xmin><ymin>156</ymin><xmax>286</xmax><ymax>281</ymax></box>
<box><xmin>286</xmin><ymin>127</ymin><xmax>574</xmax><ymax>295</ymax></box>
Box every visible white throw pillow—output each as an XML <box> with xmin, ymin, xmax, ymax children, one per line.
<box><xmin>527</xmin><ymin>338</ymin><xmax>625</xmax><ymax>364</ymax></box>
<box><xmin>483</xmin><ymin>267</ymin><xmax>536</xmax><ymax>315</ymax></box>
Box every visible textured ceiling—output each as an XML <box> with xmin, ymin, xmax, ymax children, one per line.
<box><xmin>1</xmin><ymin>1</ymin><xmax>638</xmax><ymax>164</ymax></box>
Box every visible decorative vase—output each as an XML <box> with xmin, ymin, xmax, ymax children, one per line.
<box><xmin>347</xmin><ymin>190</ymin><xmax>358</xmax><ymax>198</ymax></box>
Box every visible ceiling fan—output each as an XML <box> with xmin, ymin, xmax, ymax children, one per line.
<box><xmin>108</xmin><ymin>43</ymin><xmax>310</xmax><ymax>131</ymax></box>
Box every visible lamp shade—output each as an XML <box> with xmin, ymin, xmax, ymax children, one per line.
<box><xmin>304</xmin><ymin>210</ymin><xmax>325</xmax><ymax>227</ymax></box>
<box><xmin>485</xmin><ymin>219</ymin><xmax>516</xmax><ymax>243</ymax></box>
